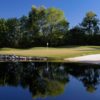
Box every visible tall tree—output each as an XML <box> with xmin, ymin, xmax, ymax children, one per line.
<box><xmin>0</xmin><ymin>18</ymin><xmax>7</xmax><ymax>47</ymax></box>
<box><xmin>27</xmin><ymin>6</ymin><xmax>69</xmax><ymax>46</ymax></box>
<box><xmin>6</xmin><ymin>18</ymin><xmax>20</xmax><ymax>47</ymax></box>
<box><xmin>46</xmin><ymin>8</ymin><xmax>69</xmax><ymax>46</ymax></box>
<box><xmin>81</xmin><ymin>11</ymin><xmax>100</xmax><ymax>35</ymax></box>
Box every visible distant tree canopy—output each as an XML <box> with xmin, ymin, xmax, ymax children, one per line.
<box><xmin>0</xmin><ymin>6</ymin><xmax>100</xmax><ymax>48</ymax></box>
<box><xmin>81</xmin><ymin>11</ymin><xmax>100</xmax><ymax>35</ymax></box>
<box><xmin>64</xmin><ymin>11</ymin><xmax>100</xmax><ymax>46</ymax></box>
<box><xmin>0</xmin><ymin>6</ymin><xmax>69</xmax><ymax>48</ymax></box>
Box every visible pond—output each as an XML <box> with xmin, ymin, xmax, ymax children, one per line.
<box><xmin>0</xmin><ymin>62</ymin><xmax>100</xmax><ymax>100</ymax></box>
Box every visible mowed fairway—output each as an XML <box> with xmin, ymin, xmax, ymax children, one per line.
<box><xmin>0</xmin><ymin>46</ymin><xmax>100</xmax><ymax>59</ymax></box>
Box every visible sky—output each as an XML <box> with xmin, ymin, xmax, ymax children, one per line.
<box><xmin>0</xmin><ymin>0</ymin><xmax>100</xmax><ymax>27</ymax></box>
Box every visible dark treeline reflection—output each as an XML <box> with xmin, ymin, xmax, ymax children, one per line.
<box><xmin>0</xmin><ymin>62</ymin><xmax>100</xmax><ymax>98</ymax></box>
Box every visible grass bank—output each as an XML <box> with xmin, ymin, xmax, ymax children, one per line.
<box><xmin>0</xmin><ymin>46</ymin><xmax>100</xmax><ymax>60</ymax></box>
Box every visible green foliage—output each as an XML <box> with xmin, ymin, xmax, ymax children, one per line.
<box><xmin>0</xmin><ymin>19</ymin><xmax>8</xmax><ymax>47</ymax></box>
<box><xmin>0</xmin><ymin>7</ymin><xmax>100</xmax><ymax>48</ymax></box>
<box><xmin>65</xmin><ymin>26</ymin><xmax>86</xmax><ymax>45</ymax></box>
<box><xmin>81</xmin><ymin>11</ymin><xmax>100</xmax><ymax>35</ymax></box>
<box><xmin>6</xmin><ymin>18</ymin><xmax>20</xmax><ymax>47</ymax></box>
<box><xmin>27</xmin><ymin>6</ymin><xmax>69</xmax><ymax>47</ymax></box>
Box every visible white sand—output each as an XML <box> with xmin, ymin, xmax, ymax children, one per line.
<box><xmin>65</xmin><ymin>54</ymin><xmax>100</xmax><ymax>64</ymax></box>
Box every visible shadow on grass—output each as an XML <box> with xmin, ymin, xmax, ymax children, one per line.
<box><xmin>56</xmin><ymin>45</ymin><xmax>82</xmax><ymax>48</ymax></box>
<box><xmin>1</xmin><ymin>45</ymin><xmax>100</xmax><ymax>50</ymax></box>
<box><xmin>89</xmin><ymin>46</ymin><xmax>100</xmax><ymax>50</ymax></box>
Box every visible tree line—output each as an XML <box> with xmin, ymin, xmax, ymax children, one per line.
<box><xmin>0</xmin><ymin>6</ymin><xmax>100</xmax><ymax>48</ymax></box>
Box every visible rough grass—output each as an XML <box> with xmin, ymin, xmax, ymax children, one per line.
<box><xmin>0</xmin><ymin>46</ymin><xmax>100</xmax><ymax>59</ymax></box>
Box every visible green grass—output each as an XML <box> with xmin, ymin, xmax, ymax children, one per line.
<box><xmin>0</xmin><ymin>46</ymin><xmax>100</xmax><ymax>60</ymax></box>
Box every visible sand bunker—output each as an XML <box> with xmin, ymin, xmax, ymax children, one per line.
<box><xmin>65</xmin><ymin>54</ymin><xmax>100</xmax><ymax>64</ymax></box>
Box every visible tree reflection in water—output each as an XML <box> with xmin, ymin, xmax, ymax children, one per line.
<box><xmin>66</xmin><ymin>63</ymin><xmax>100</xmax><ymax>93</ymax></box>
<box><xmin>0</xmin><ymin>62</ymin><xmax>100</xmax><ymax>98</ymax></box>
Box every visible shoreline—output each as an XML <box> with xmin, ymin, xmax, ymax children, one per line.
<box><xmin>0</xmin><ymin>54</ymin><xmax>100</xmax><ymax>64</ymax></box>
<box><xmin>0</xmin><ymin>55</ymin><xmax>48</xmax><ymax>62</ymax></box>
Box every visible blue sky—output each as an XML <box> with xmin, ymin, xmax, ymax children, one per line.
<box><xmin>0</xmin><ymin>0</ymin><xmax>100</xmax><ymax>27</ymax></box>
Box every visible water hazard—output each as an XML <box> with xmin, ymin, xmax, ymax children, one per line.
<box><xmin>0</xmin><ymin>62</ymin><xmax>100</xmax><ymax>100</ymax></box>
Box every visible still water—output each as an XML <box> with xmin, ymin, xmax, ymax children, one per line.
<box><xmin>0</xmin><ymin>62</ymin><xmax>100</xmax><ymax>100</ymax></box>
